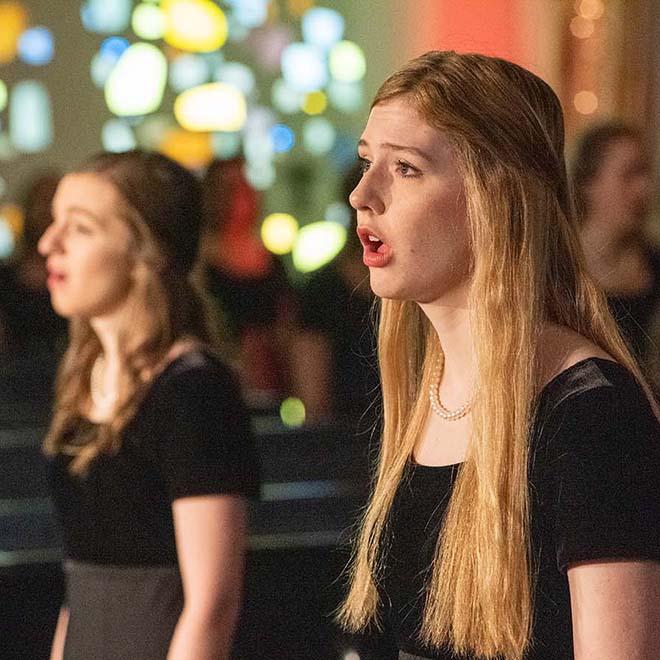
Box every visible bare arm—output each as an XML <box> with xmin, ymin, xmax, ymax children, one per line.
<box><xmin>289</xmin><ymin>331</ymin><xmax>333</xmax><ymax>424</ymax></box>
<box><xmin>50</xmin><ymin>606</ymin><xmax>69</xmax><ymax>660</ymax></box>
<box><xmin>569</xmin><ymin>559</ymin><xmax>660</xmax><ymax>659</ymax></box>
<box><xmin>167</xmin><ymin>495</ymin><xmax>247</xmax><ymax>660</ymax></box>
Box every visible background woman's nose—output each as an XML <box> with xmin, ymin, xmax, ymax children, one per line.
<box><xmin>37</xmin><ymin>222</ymin><xmax>60</xmax><ymax>256</ymax></box>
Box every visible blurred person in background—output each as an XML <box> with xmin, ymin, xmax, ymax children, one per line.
<box><xmin>201</xmin><ymin>158</ymin><xmax>293</xmax><ymax>408</ymax></box>
<box><xmin>573</xmin><ymin>122</ymin><xmax>660</xmax><ymax>369</ymax></box>
<box><xmin>39</xmin><ymin>150</ymin><xmax>259</xmax><ymax>660</ymax></box>
<box><xmin>291</xmin><ymin>161</ymin><xmax>380</xmax><ymax>428</ymax></box>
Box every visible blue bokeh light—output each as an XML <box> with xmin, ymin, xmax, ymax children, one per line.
<box><xmin>81</xmin><ymin>0</ymin><xmax>132</xmax><ymax>34</ymax></box>
<box><xmin>271</xmin><ymin>124</ymin><xmax>295</xmax><ymax>153</ymax></box>
<box><xmin>100</xmin><ymin>36</ymin><xmax>129</xmax><ymax>60</ymax></box>
<box><xmin>301</xmin><ymin>8</ymin><xmax>344</xmax><ymax>50</ymax></box>
<box><xmin>281</xmin><ymin>43</ymin><xmax>327</xmax><ymax>93</ymax></box>
<box><xmin>18</xmin><ymin>27</ymin><xmax>55</xmax><ymax>66</ymax></box>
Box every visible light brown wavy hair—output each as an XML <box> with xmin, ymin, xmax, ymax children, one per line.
<box><xmin>339</xmin><ymin>51</ymin><xmax>649</xmax><ymax>659</ymax></box>
<box><xmin>43</xmin><ymin>151</ymin><xmax>215</xmax><ymax>475</ymax></box>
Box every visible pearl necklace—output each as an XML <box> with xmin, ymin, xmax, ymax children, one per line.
<box><xmin>428</xmin><ymin>356</ymin><xmax>472</xmax><ymax>421</ymax></box>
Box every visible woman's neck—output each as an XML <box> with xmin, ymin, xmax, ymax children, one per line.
<box><xmin>417</xmin><ymin>299</ymin><xmax>475</xmax><ymax>409</ymax></box>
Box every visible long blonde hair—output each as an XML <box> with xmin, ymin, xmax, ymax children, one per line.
<box><xmin>339</xmin><ymin>51</ymin><xmax>647</xmax><ymax>659</ymax></box>
<box><xmin>43</xmin><ymin>151</ymin><xmax>215</xmax><ymax>475</ymax></box>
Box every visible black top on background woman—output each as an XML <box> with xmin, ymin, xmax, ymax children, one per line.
<box><xmin>339</xmin><ymin>51</ymin><xmax>660</xmax><ymax>660</ymax></box>
<box><xmin>39</xmin><ymin>150</ymin><xmax>259</xmax><ymax>660</ymax></box>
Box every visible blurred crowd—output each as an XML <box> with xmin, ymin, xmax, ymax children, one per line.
<box><xmin>1</xmin><ymin>119</ymin><xmax>659</xmax><ymax>424</ymax></box>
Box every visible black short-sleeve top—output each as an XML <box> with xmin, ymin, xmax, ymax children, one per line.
<box><xmin>382</xmin><ymin>358</ymin><xmax>660</xmax><ymax>659</ymax></box>
<box><xmin>49</xmin><ymin>350</ymin><xmax>260</xmax><ymax>567</ymax></box>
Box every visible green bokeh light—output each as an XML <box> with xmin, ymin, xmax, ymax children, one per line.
<box><xmin>280</xmin><ymin>397</ymin><xmax>306</xmax><ymax>428</ymax></box>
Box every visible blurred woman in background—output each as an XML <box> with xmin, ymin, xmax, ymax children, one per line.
<box><xmin>573</xmin><ymin>122</ymin><xmax>660</xmax><ymax>367</ymax></box>
<box><xmin>40</xmin><ymin>150</ymin><xmax>259</xmax><ymax>660</ymax></box>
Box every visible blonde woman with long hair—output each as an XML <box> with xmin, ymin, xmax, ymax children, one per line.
<box><xmin>40</xmin><ymin>150</ymin><xmax>259</xmax><ymax>660</ymax></box>
<box><xmin>339</xmin><ymin>51</ymin><xmax>660</xmax><ymax>660</ymax></box>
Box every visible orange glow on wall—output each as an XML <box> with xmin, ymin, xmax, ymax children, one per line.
<box><xmin>404</xmin><ymin>0</ymin><xmax>532</xmax><ymax>71</ymax></box>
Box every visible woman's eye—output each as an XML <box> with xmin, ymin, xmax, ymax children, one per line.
<box><xmin>396</xmin><ymin>160</ymin><xmax>419</xmax><ymax>177</ymax></box>
<box><xmin>358</xmin><ymin>157</ymin><xmax>371</xmax><ymax>174</ymax></box>
<box><xmin>73</xmin><ymin>222</ymin><xmax>94</xmax><ymax>235</ymax></box>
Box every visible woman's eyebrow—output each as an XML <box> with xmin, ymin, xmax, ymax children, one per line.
<box><xmin>64</xmin><ymin>206</ymin><xmax>104</xmax><ymax>223</ymax></box>
<box><xmin>358</xmin><ymin>138</ymin><xmax>434</xmax><ymax>163</ymax></box>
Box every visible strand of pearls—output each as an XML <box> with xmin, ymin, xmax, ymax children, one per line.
<box><xmin>428</xmin><ymin>355</ymin><xmax>472</xmax><ymax>421</ymax></box>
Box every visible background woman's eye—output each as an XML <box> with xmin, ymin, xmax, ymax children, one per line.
<box><xmin>73</xmin><ymin>222</ymin><xmax>94</xmax><ymax>235</ymax></box>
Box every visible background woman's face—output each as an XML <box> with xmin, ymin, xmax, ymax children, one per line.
<box><xmin>38</xmin><ymin>173</ymin><xmax>136</xmax><ymax>320</ymax></box>
<box><xmin>585</xmin><ymin>137</ymin><xmax>651</xmax><ymax>234</ymax></box>
<box><xmin>350</xmin><ymin>98</ymin><xmax>471</xmax><ymax>305</ymax></box>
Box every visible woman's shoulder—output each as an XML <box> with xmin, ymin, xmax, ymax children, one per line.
<box><xmin>145</xmin><ymin>346</ymin><xmax>242</xmax><ymax>408</ymax></box>
<box><xmin>534</xmin><ymin>355</ymin><xmax>659</xmax><ymax>461</ymax></box>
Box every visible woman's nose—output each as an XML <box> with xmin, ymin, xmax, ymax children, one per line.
<box><xmin>349</xmin><ymin>170</ymin><xmax>386</xmax><ymax>215</ymax></box>
<box><xmin>37</xmin><ymin>222</ymin><xmax>61</xmax><ymax>256</ymax></box>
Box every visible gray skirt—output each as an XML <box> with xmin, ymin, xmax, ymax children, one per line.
<box><xmin>63</xmin><ymin>560</ymin><xmax>183</xmax><ymax>660</ymax></box>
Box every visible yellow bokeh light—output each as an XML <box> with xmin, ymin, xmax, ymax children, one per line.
<box><xmin>287</xmin><ymin>0</ymin><xmax>314</xmax><ymax>18</ymax></box>
<box><xmin>261</xmin><ymin>213</ymin><xmax>299</xmax><ymax>255</ymax></box>
<box><xmin>0</xmin><ymin>1</ymin><xmax>29</xmax><ymax>64</ymax></box>
<box><xmin>574</xmin><ymin>90</ymin><xmax>598</xmax><ymax>115</ymax></box>
<box><xmin>570</xmin><ymin>16</ymin><xmax>594</xmax><ymax>39</ymax></box>
<box><xmin>132</xmin><ymin>3</ymin><xmax>167</xmax><ymax>40</ymax></box>
<box><xmin>329</xmin><ymin>41</ymin><xmax>366</xmax><ymax>83</ymax></box>
<box><xmin>576</xmin><ymin>0</ymin><xmax>604</xmax><ymax>21</ymax></box>
<box><xmin>174</xmin><ymin>82</ymin><xmax>247</xmax><ymax>132</ymax></box>
<box><xmin>292</xmin><ymin>221</ymin><xmax>347</xmax><ymax>273</ymax></box>
<box><xmin>159</xmin><ymin>128</ymin><xmax>213</xmax><ymax>169</ymax></box>
<box><xmin>0</xmin><ymin>80</ymin><xmax>7</xmax><ymax>112</ymax></box>
<box><xmin>0</xmin><ymin>203</ymin><xmax>24</xmax><ymax>236</ymax></box>
<box><xmin>162</xmin><ymin>0</ymin><xmax>228</xmax><ymax>53</ymax></box>
<box><xmin>302</xmin><ymin>90</ymin><xmax>327</xmax><ymax>115</ymax></box>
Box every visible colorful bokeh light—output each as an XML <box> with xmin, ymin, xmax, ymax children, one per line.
<box><xmin>0</xmin><ymin>218</ymin><xmax>15</xmax><ymax>259</ymax></box>
<box><xmin>328</xmin><ymin>79</ymin><xmax>363</xmax><ymax>113</ymax></box>
<box><xmin>132</xmin><ymin>3</ymin><xmax>166</xmax><ymax>40</ymax></box>
<box><xmin>102</xmin><ymin>118</ymin><xmax>137</xmax><ymax>152</ymax></box>
<box><xmin>292</xmin><ymin>221</ymin><xmax>347</xmax><ymax>273</ymax></box>
<box><xmin>81</xmin><ymin>0</ymin><xmax>132</xmax><ymax>34</ymax></box>
<box><xmin>160</xmin><ymin>128</ymin><xmax>213</xmax><ymax>169</ymax></box>
<box><xmin>329</xmin><ymin>40</ymin><xmax>366</xmax><ymax>82</ymax></box>
<box><xmin>174</xmin><ymin>82</ymin><xmax>247</xmax><ymax>132</ymax></box>
<box><xmin>302</xmin><ymin>90</ymin><xmax>327</xmax><ymax>115</ymax></box>
<box><xmin>230</xmin><ymin>0</ymin><xmax>269</xmax><ymax>29</ymax></box>
<box><xmin>162</xmin><ymin>0</ymin><xmax>228</xmax><ymax>52</ymax></box>
<box><xmin>216</xmin><ymin>62</ymin><xmax>256</xmax><ymax>97</ymax></box>
<box><xmin>105</xmin><ymin>42</ymin><xmax>168</xmax><ymax>116</ymax></box>
<box><xmin>261</xmin><ymin>212</ymin><xmax>299</xmax><ymax>254</ymax></box>
<box><xmin>169</xmin><ymin>54</ymin><xmax>209</xmax><ymax>93</ymax></box>
<box><xmin>303</xmin><ymin>117</ymin><xmax>336</xmax><ymax>156</ymax></box>
<box><xmin>271</xmin><ymin>78</ymin><xmax>303</xmax><ymax>114</ymax></box>
<box><xmin>18</xmin><ymin>27</ymin><xmax>54</xmax><ymax>66</ymax></box>
<box><xmin>211</xmin><ymin>131</ymin><xmax>242</xmax><ymax>159</ymax></box>
<box><xmin>0</xmin><ymin>1</ymin><xmax>28</xmax><ymax>64</ymax></box>
<box><xmin>301</xmin><ymin>7</ymin><xmax>344</xmax><ymax>50</ymax></box>
<box><xmin>270</xmin><ymin>124</ymin><xmax>295</xmax><ymax>153</ymax></box>
<box><xmin>281</xmin><ymin>42</ymin><xmax>328</xmax><ymax>92</ymax></box>
<box><xmin>280</xmin><ymin>397</ymin><xmax>306</xmax><ymax>427</ymax></box>
<box><xmin>9</xmin><ymin>80</ymin><xmax>53</xmax><ymax>152</ymax></box>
